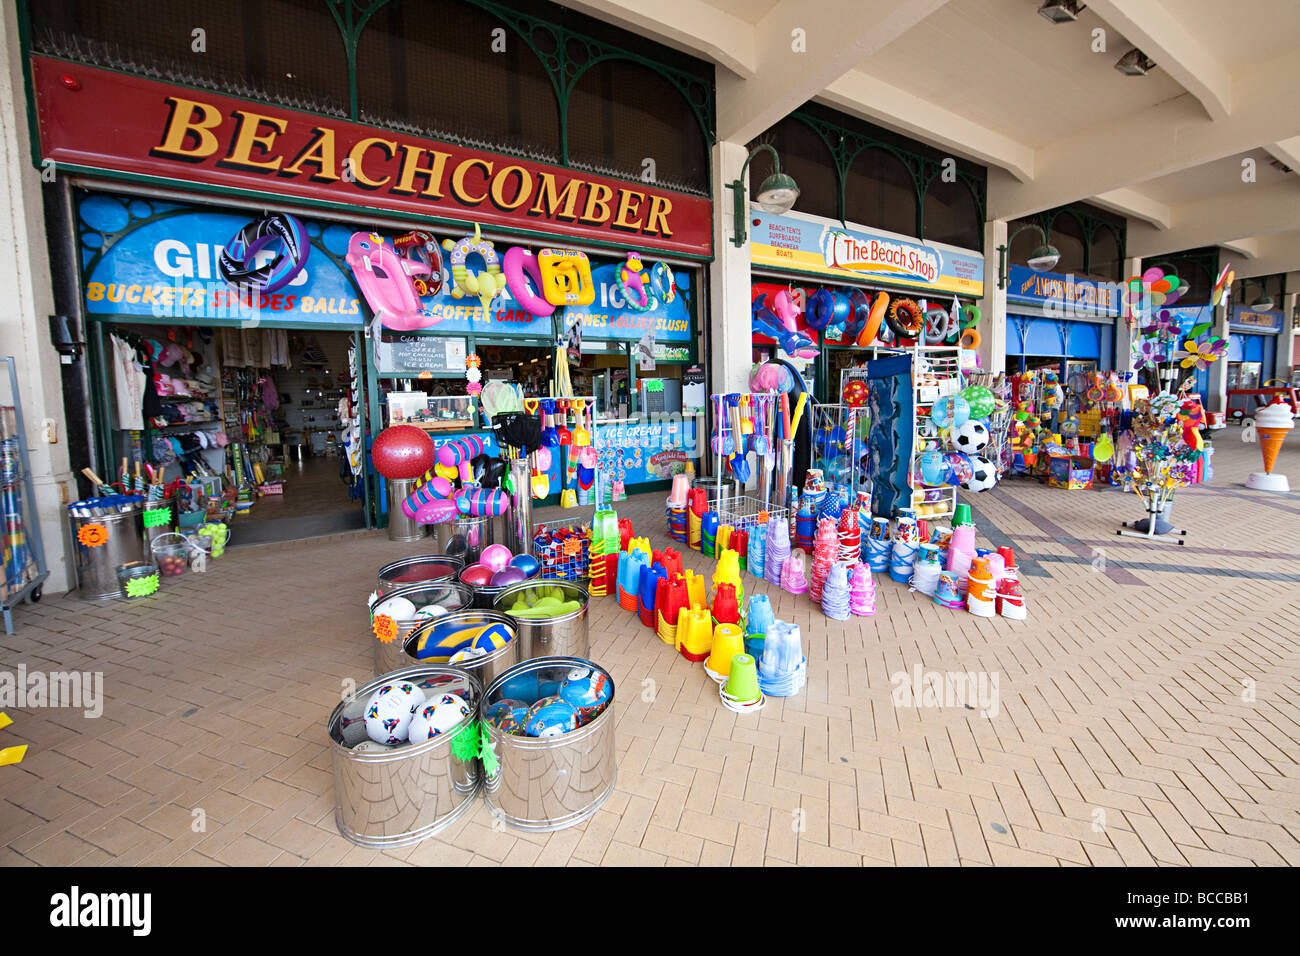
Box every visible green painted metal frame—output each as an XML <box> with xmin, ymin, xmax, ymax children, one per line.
<box><xmin>18</xmin><ymin>0</ymin><xmax>715</xmax><ymax>198</ymax></box>
<box><xmin>782</xmin><ymin>110</ymin><xmax>988</xmax><ymax>252</ymax></box>
<box><xmin>1011</xmin><ymin>204</ymin><xmax>1128</xmax><ymax>281</ymax></box>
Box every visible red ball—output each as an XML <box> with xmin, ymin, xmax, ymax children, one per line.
<box><xmin>372</xmin><ymin>425</ymin><xmax>436</xmax><ymax>480</ymax></box>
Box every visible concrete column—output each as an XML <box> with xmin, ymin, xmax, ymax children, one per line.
<box><xmin>1115</xmin><ymin>256</ymin><xmax>1142</xmax><ymax>373</ymax></box>
<box><xmin>1276</xmin><ymin>291</ymin><xmax>1297</xmax><ymax>384</ymax></box>
<box><xmin>977</xmin><ymin>219</ymin><xmax>1007</xmax><ymax>374</ymax></box>
<box><xmin>1206</xmin><ymin>300</ymin><xmax>1230</xmax><ymax>413</ymax></box>
<box><xmin>0</xmin><ymin>4</ymin><xmax>75</xmax><ymax>593</ymax></box>
<box><xmin>709</xmin><ymin>140</ymin><xmax>754</xmax><ymax>397</ymax></box>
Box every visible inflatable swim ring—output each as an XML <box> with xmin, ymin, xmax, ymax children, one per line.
<box><xmin>923</xmin><ymin>306</ymin><xmax>950</xmax><ymax>344</ymax></box>
<box><xmin>806</xmin><ymin>288</ymin><xmax>835</xmax><ymax>331</ymax></box>
<box><xmin>218</xmin><ymin>214</ymin><xmax>309</xmax><ymax>294</ymax></box>
<box><xmin>346</xmin><ymin>232</ymin><xmax>434</xmax><ymax>331</ymax></box>
<box><xmin>502</xmin><ymin>247</ymin><xmax>555</xmax><ymax>318</ymax></box>
<box><xmin>959</xmin><ymin>327</ymin><xmax>981</xmax><ymax>350</ymax></box>
<box><xmin>885</xmin><ymin>297</ymin><xmax>923</xmax><ymax>339</ymax></box>
<box><xmin>845</xmin><ymin>289</ymin><xmax>870</xmax><ymax>342</ymax></box>
<box><xmin>442</xmin><ymin>223</ymin><xmax>507</xmax><ymax>312</ymax></box>
<box><xmin>859</xmin><ymin>291</ymin><xmax>888</xmax><ymax>347</ymax></box>
<box><xmin>649</xmin><ymin>261</ymin><xmax>677</xmax><ymax>304</ymax></box>
<box><xmin>538</xmin><ymin>249</ymin><xmax>594</xmax><ymax>305</ymax></box>
<box><xmin>961</xmin><ymin>304</ymin><xmax>981</xmax><ymax>329</ymax></box>
<box><xmin>392</xmin><ymin>230</ymin><xmax>443</xmax><ymax>297</ymax></box>
<box><xmin>618</xmin><ymin>252</ymin><xmax>651</xmax><ymax>311</ymax></box>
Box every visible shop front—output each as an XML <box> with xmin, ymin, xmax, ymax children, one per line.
<box><xmin>747</xmin><ymin>210</ymin><xmax>985</xmax><ymax>402</ymax></box>
<box><xmin>31</xmin><ymin>53</ymin><xmax>711</xmax><ymax>543</ymax></box>
<box><xmin>1226</xmin><ymin>306</ymin><xmax>1285</xmax><ymax>419</ymax></box>
<box><xmin>1005</xmin><ymin>265</ymin><xmax>1120</xmax><ymax>380</ymax></box>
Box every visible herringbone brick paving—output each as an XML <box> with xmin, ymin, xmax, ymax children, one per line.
<box><xmin>1</xmin><ymin>430</ymin><xmax>1297</xmax><ymax>866</ymax></box>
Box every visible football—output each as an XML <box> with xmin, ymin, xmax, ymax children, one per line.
<box><xmin>962</xmin><ymin>456</ymin><xmax>998</xmax><ymax>493</ymax></box>
<box><xmin>953</xmin><ymin>419</ymin><xmax>990</xmax><ymax>454</ymax></box>
<box><xmin>408</xmin><ymin>693</ymin><xmax>471</xmax><ymax>741</ymax></box>
<box><xmin>363</xmin><ymin>682</ymin><xmax>426</xmax><ymax>745</ymax></box>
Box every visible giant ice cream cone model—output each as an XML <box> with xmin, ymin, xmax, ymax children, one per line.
<box><xmin>1246</xmin><ymin>400</ymin><xmax>1294</xmax><ymax>492</ymax></box>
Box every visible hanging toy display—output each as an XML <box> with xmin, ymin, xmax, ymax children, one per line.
<box><xmin>218</xmin><ymin>213</ymin><xmax>310</xmax><ymax>294</ymax></box>
<box><xmin>617</xmin><ymin>252</ymin><xmax>652</xmax><ymax>311</ymax></box>
<box><xmin>885</xmin><ymin>297</ymin><xmax>924</xmax><ymax>340</ymax></box>
<box><xmin>442</xmin><ymin>223</ymin><xmax>508</xmax><ymax>315</ymax></box>
<box><xmin>346</xmin><ymin>232</ymin><xmax>435</xmax><ymax>331</ymax></box>
<box><xmin>465</xmin><ymin>353</ymin><xmax>482</xmax><ymax>397</ymax></box>
<box><xmin>538</xmin><ymin>248</ymin><xmax>595</xmax><ymax>305</ymax></box>
<box><xmin>501</xmin><ymin>247</ymin><xmax>556</xmax><ymax>318</ymax></box>
<box><xmin>649</xmin><ymin>261</ymin><xmax>677</xmax><ymax>304</ymax></box>
<box><xmin>392</xmin><ymin>230</ymin><xmax>444</xmax><ymax>297</ymax></box>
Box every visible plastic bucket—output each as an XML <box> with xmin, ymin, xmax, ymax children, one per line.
<box><xmin>371</xmin><ymin>581</ymin><xmax>474</xmax><ymax>677</ymax></box>
<box><xmin>376</xmin><ymin>553</ymin><xmax>466</xmax><ymax>595</ymax></box>
<box><xmin>150</xmin><ymin>532</ymin><xmax>192</xmax><ymax>578</ymax></box>
<box><xmin>116</xmin><ymin>561</ymin><xmax>159</xmax><ymax>599</ymax></box>
<box><xmin>401</xmin><ymin>609</ymin><xmax>522</xmax><ymax>689</ymax></box>
<box><xmin>493</xmin><ymin>580</ymin><xmax>589</xmax><ymax>661</ymax></box>
<box><xmin>481</xmin><ymin>656</ymin><xmax>616</xmax><ymax>832</ymax></box>
<box><xmin>328</xmin><ymin>664</ymin><xmax>481</xmax><ymax>848</ymax></box>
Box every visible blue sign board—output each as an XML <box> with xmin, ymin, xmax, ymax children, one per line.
<box><xmin>1006</xmin><ymin>265</ymin><xmax>1121</xmax><ymax>319</ymax></box>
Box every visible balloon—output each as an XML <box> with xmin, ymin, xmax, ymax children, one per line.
<box><xmin>930</xmin><ymin>395</ymin><xmax>970</xmax><ymax>430</ymax></box>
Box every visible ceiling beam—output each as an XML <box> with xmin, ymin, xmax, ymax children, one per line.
<box><xmin>1089</xmin><ymin>187</ymin><xmax>1172</xmax><ymax>229</ymax></box>
<box><xmin>556</xmin><ymin>0</ymin><xmax>757</xmax><ymax>78</ymax></box>
<box><xmin>989</xmin><ymin>50</ymin><xmax>1300</xmax><ymax>222</ymax></box>
<box><xmin>1227</xmin><ymin>234</ymin><xmax>1300</xmax><ymax>280</ymax></box>
<box><xmin>1087</xmin><ymin>0</ymin><xmax>1232</xmax><ymax>121</ymax></box>
<box><xmin>1265</xmin><ymin>137</ymin><xmax>1300</xmax><ymax>173</ymax></box>
<box><xmin>716</xmin><ymin>0</ymin><xmax>948</xmax><ymax>145</ymax></box>
<box><xmin>1128</xmin><ymin>181</ymin><xmax>1300</xmax><ymax>258</ymax></box>
<box><xmin>819</xmin><ymin>70</ymin><xmax>1035</xmax><ymax>181</ymax></box>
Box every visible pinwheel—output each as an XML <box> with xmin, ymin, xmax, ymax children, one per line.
<box><xmin>1174</xmin><ymin>336</ymin><xmax>1227</xmax><ymax>371</ymax></box>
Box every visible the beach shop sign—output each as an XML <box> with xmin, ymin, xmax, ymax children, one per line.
<box><xmin>750</xmin><ymin>210</ymin><xmax>983</xmax><ymax>296</ymax></box>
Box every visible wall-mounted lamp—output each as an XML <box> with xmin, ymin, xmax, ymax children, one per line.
<box><xmin>727</xmin><ymin>144</ymin><xmax>800</xmax><ymax>247</ymax></box>
<box><xmin>997</xmin><ymin>224</ymin><xmax>1061</xmax><ymax>289</ymax></box>
<box><xmin>1251</xmin><ymin>295</ymin><xmax>1275</xmax><ymax>310</ymax></box>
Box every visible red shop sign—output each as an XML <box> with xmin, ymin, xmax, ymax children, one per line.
<box><xmin>31</xmin><ymin>56</ymin><xmax>713</xmax><ymax>258</ymax></box>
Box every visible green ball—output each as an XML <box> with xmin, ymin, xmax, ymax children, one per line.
<box><xmin>961</xmin><ymin>385</ymin><xmax>995</xmax><ymax>419</ymax></box>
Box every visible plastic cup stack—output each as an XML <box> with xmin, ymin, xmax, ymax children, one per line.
<box><xmin>820</xmin><ymin>563</ymin><xmax>851</xmax><ymax>621</ymax></box>
<box><xmin>747</xmin><ymin>522</ymin><xmax>767</xmax><ymax>579</ymax></box>
<box><xmin>780</xmin><ymin>548</ymin><xmax>809</xmax><ymax>595</ymax></box>
<box><xmin>765</xmin><ymin>516</ymin><xmax>790</xmax><ymax>587</ymax></box>
<box><xmin>849</xmin><ymin>562</ymin><xmax>876</xmax><ymax>616</ymax></box>
<box><xmin>910</xmin><ymin>543</ymin><xmax>942</xmax><ymax>596</ymax></box>
<box><xmin>837</xmin><ymin>507</ymin><xmax>861</xmax><ymax>567</ymax></box>
<box><xmin>866</xmin><ymin>516</ymin><xmax>891</xmax><ymax>573</ymax></box>
<box><xmin>808</xmin><ymin>517</ymin><xmax>838</xmax><ymax>603</ymax></box>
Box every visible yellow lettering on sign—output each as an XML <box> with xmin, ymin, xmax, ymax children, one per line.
<box><xmin>392</xmin><ymin>146</ymin><xmax>451</xmax><ymax>198</ymax></box>
<box><xmin>529</xmin><ymin>173</ymin><xmax>582</xmax><ymax>221</ymax></box>
<box><xmin>347</xmin><ymin>137</ymin><xmax>397</xmax><ymax>189</ymax></box>
<box><xmin>644</xmin><ymin>195</ymin><xmax>673</xmax><ymax>237</ymax></box>
<box><xmin>282</xmin><ymin>127</ymin><xmax>340</xmax><ymax>182</ymax></box>
<box><xmin>218</xmin><ymin>109</ymin><xmax>288</xmax><ymax>173</ymax></box>
<box><xmin>150</xmin><ymin>96</ymin><xmax>224</xmax><ymax>161</ymax></box>
<box><xmin>490</xmin><ymin>165</ymin><xmax>533</xmax><ymax>211</ymax></box>
<box><xmin>578</xmin><ymin>183</ymin><xmax>613</xmax><ymax>225</ymax></box>
<box><xmin>450</xmin><ymin>158</ymin><xmax>493</xmax><ymax>205</ymax></box>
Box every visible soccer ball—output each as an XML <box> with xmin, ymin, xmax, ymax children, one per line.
<box><xmin>523</xmin><ymin>696</ymin><xmax>580</xmax><ymax>738</ymax></box>
<box><xmin>952</xmin><ymin>419</ymin><xmax>990</xmax><ymax>454</ymax></box>
<box><xmin>408</xmin><ymin>693</ymin><xmax>471</xmax><ymax>741</ymax></box>
<box><xmin>558</xmin><ymin>667</ymin><xmax>613</xmax><ymax>720</ymax></box>
<box><xmin>364</xmin><ymin>682</ymin><xmax>426</xmax><ymax>745</ymax></box>
<box><xmin>962</xmin><ymin>456</ymin><xmax>997</xmax><ymax>493</ymax></box>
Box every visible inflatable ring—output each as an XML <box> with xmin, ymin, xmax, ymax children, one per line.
<box><xmin>923</xmin><ymin>306</ymin><xmax>950</xmax><ymax>344</ymax></box>
<box><xmin>845</xmin><ymin>289</ymin><xmax>870</xmax><ymax>342</ymax></box>
<box><xmin>218</xmin><ymin>214</ymin><xmax>309</xmax><ymax>294</ymax></box>
<box><xmin>806</xmin><ymin>288</ymin><xmax>835</xmax><ymax>331</ymax></box>
<box><xmin>618</xmin><ymin>252</ymin><xmax>651</xmax><ymax>311</ymax></box>
<box><xmin>442</xmin><ymin>223</ymin><xmax>506</xmax><ymax>303</ymax></box>
<box><xmin>959</xmin><ymin>327</ymin><xmax>981</xmax><ymax>350</ymax></box>
<box><xmin>649</xmin><ymin>261</ymin><xmax>677</xmax><ymax>304</ymax></box>
<box><xmin>961</xmin><ymin>304</ymin><xmax>981</xmax><ymax>330</ymax></box>
<box><xmin>885</xmin><ymin>297</ymin><xmax>923</xmax><ymax>339</ymax></box>
<box><xmin>502</xmin><ymin>247</ymin><xmax>555</xmax><ymax>318</ymax></box>
<box><xmin>859</xmin><ymin>291</ymin><xmax>888</xmax><ymax>347</ymax></box>
<box><xmin>392</xmin><ymin>230</ymin><xmax>444</xmax><ymax>297</ymax></box>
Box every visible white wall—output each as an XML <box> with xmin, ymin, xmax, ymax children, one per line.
<box><xmin>0</xmin><ymin>4</ymin><xmax>75</xmax><ymax>594</ymax></box>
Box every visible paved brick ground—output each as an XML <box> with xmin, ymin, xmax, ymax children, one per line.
<box><xmin>1</xmin><ymin>428</ymin><xmax>1297</xmax><ymax>867</ymax></box>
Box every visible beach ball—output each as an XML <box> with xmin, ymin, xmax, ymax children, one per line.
<box><xmin>509</xmin><ymin>554</ymin><xmax>540</xmax><ymax>577</ymax></box>
<box><xmin>558</xmin><ymin>667</ymin><xmax>612</xmax><ymax>715</ymax></box>
<box><xmin>919</xmin><ymin>451</ymin><xmax>947</xmax><ymax>485</ymax></box>
<box><xmin>371</xmin><ymin>425</ymin><xmax>436</xmax><ymax>480</ymax></box>
<box><xmin>407</xmin><ymin>693</ymin><xmax>470</xmax><ymax>741</ymax></box>
<box><xmin>943</xmin><ymin>452</ymin><xmax>974</xmax><ymax>486</ymax></box>
<box><xmin>524</xmin><ymin>696</ymin><xmax>580</xmax><ymax>737</ymax></box>
<box><xmin>364</xmin><ymin>681</ymin><xmax>426</xmax><ymax>745</ymax></box>
<box><xmin>486</xmin><ymin>699</ymin><xmax>528</xmax><ymax>735</ymax></box>
<box><xmin>929</xmin><ymin>395</ymin><xmax>970</xmax><ymax>430</ymax></box>
<box><xmin>466</xmin><ymin>621</ymin><xmax>513</xmax><ymax>654</ymax></box>
<box><xmin>960</xmin><ymin>385</ymin><xmax>995</xmax><ymax>419</ymax></box>
<box><xmin>480</xmin><ymin>543</ymin><xmax>512</xmax><ymax>573</ymax></box>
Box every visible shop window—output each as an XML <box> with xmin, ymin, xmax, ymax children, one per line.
<box><xmin>29</xmin><ymin>0</ymin><xmax>350</xmax><ymax>116</ymax></box>
<box><xmin>357</xmin><ymin>0</ymin><xmax>562</xmax><ymax>164</ymax></box>
<box><xmin>747</xmin><ymin>116</ymin><xmax>839</xmax><ymax>221</ymax></box>
<box><xmin>1048</xmin><ymin>212</ymin><xmax>1086</xmax><ymax>274</ymax></box>
<box><xmin>1088</xmin><ymin>225</ymin><xmax>1122</xmax><ymax>282</ymax></box>
<box><xmin>566</xmin><ymin>59</ymin><xmax>708</xmax><ymax>194</ymax></box>
<box><xmin>922</xmin><ymin>176</ymin><xmax>981</xmax><ymax>250</ymax></box>
<box><xmin>844</xmin><ymin>147</ymin><xmax>917</xmax><ymax>237</ymax></box>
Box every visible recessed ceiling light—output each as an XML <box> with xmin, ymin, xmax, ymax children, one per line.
<box><xmin>1037</xmin><ymin>0</ymin><xmax>1085</xmax><ymax>24</ymax></box>
<box><xmin>1115</xmin><ymin>49</ymin><xmax>1156</xmax><ymax>76</ymax></box>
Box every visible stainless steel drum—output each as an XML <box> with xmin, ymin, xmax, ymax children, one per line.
<box><xmin>431</xmin><ymin>514</ymin><xmax>491</xmax><ymax>565</ymax></box>
<box><xmin>387</xmin><ymin>477</ymin><xmax>427</xmax><ymax>543</ymax></box>
<box><xmin>493</xmin><ymin>580</ymin><xmax>589</xmax><ymax>661</ymax></box>
<box><xmin>371</xmin><ymin>581</ymin><xmax>474</xmax><ymax>677</ymax></box>
<box><xmin>328</xmin><ymin>664</ymin><xmax>481</xmax><ymax>848</ymax></box>
<box><xmin>399</xmin><ymin>609</ymin><xmax>522</xmax><ymax>689</ymax></box>
<box><xmin>481</xmin><ymin>656</ymin><xmax>616</xmax><ymax>832</ymax></box>
<box><xmin>69</xmin><ymin>501</ymin><xmax>147</xmax><ymax>601</ymax></box>
<box><xmin>375</xmin><ymin>553</ymin><xmax>466</xmax><ymax>595</ymax></box>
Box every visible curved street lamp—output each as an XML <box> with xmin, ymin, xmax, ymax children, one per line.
<box><xmin>727</xmin><ymin>144</ymin><xmax>800</xmax><ymax>247</ymax></box>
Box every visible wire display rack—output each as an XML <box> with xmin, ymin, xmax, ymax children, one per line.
<box><xmin>1</xmin><ymin>357</ymin><xmax>50</xmax><ymax>633</ymax></box>
<box><xmin>531</xmin><ymin>516</ymin><xmax>591</xmax><ymax>581</ymax></box>
<box><xmin>714</xmin><ymin>495</ymin><xmax>789</xmax><ymax>536</ymax></box>
<box><xmin>810</xmin><ymin>403</ymin><xmax>855</xmax><ymax>497</ymax></box>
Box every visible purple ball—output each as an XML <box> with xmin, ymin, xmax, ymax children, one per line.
<box><xmin>508</xmin><ymin>554</ymin><xmax>540</xmax><ymax>577</ymax></box>
<box><xmin>491</xmin><ymin>567</ymin><xmax>527</xmax><ymax>587</ymax></box>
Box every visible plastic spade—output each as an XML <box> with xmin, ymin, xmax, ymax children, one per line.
<box><xmin>712</xmin><ymin>394</ymin><xmax>726</xmax><ymax>455</ymax></box>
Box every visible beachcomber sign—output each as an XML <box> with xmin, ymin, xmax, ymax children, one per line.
<box><xmin>30</xmin><ymin>56</ymin><xmax>713</xmax><ymax>258</ymax></box>
<box><xmin>749</xmin><ymin>210</ymin><xmax>983</xmax><ymax>296</ymax></box>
